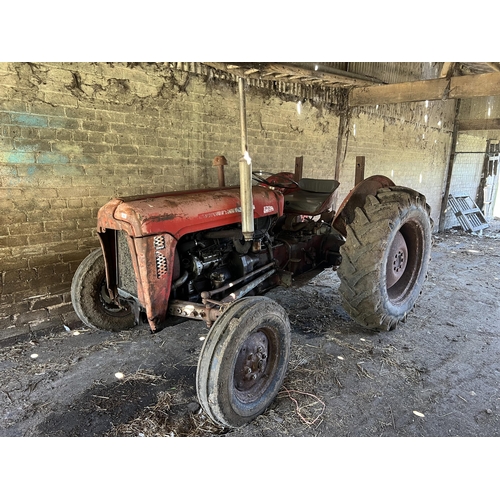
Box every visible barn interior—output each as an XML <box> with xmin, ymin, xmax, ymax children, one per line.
<box><xmin>1</xmin><ymin>61</ymin><xmax>499</xmax><ymax>341</ymax></box>
<box><xmin>1</xmin><ymin>59</ymin><xmax>499</xmax><ymax>475</ymax></box>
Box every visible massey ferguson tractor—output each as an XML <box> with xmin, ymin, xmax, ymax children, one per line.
<box><xmin>71</xmin><ymin>79</ymin><xmax>432</xmax><ymax>428</ymax></box>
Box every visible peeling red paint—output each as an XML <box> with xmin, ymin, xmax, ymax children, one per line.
<box><xmin>98</xmin><ymin>185</ymin><xmax>284</xmax><ymax>238</ymax></box>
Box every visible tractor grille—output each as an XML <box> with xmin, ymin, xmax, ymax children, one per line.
<box><xmin>154</xmin><ymin>235</ymin><xmax>168</xmax><ymax>278</ymax></box>
<box><xmin>117</xmin><ymin>230</ymin><xmax>138</xmax><ymax>297</ymax></box>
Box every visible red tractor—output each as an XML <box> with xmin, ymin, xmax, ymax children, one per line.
<box><xmin>71</xmin><ymin>81</ymin><xmax>432</xmax><ymax>428</ymax></box>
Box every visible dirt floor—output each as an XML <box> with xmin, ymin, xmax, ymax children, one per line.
<box><xmin>1</xmin><ymin>221</ymin><xmax>499</xmax><ymax>438</ymax></box>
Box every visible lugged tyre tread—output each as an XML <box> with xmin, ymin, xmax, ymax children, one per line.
<box><xmin>338</xmin><ymin>186</ymin><xmax>432</xmax><ymax>331</ymax></box>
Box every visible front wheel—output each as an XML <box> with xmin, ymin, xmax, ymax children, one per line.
<box><xmin>71</xmin><ymin>248</ymin><xmax>135</xmax><ymax>331</ymax></box>
<box><xmin>196</xmin><ymin>296</ymin><xmax>291</xmax><ymax>428</ymax></box>
<box><xmin>338</xmin><ymin>186</ymin><xmax>433</xmax><ymax>331</ymax></box>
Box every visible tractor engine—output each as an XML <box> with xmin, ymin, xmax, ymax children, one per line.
<box><xmin>172</xmin><ymin>217</ymin><xmax>275</xmax><ymax>304</ymax></box>
<box><xmin>171</xmin><ymin>214</ymin><xmax>343</xmax><ymax>308</ymax></box>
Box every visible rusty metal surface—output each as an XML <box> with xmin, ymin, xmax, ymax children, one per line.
<box><xmin>332</xmin><ymin>175</ymin><xmax>395</xmax><ymax>236</ymax></box>
<box><xmin>99</xmin><ymin>230</ymin><xmax>179</xmax><ymax>332</ymax></box>
<box><xmin>213</xmin><ymin>155</ymin><xmax>227</xmax><ymax>187</ymax></box>
<box><xmin>133</xmin><ymin>234</ymin><xmax>177</xmax><ymax>331</ymax></box>
<box><xmin>95</xmin><ymin>176</ymin><xmax>347</xmax><ymax>333</ymax></box>
<box><xmin>234</xmin><ymin>329</ymin><xmax>269</xmax><ymax>393</ymax></box>
<box><xmin>212</xmin><ymin>155</ymin><xmax>228</xmax><ymax>167</ymax></box>
<box><xmin>386</xmin><ymin>230</ymin><xmax>408</xmax><ymax>288</ymax></box>
<box><xmin>168</xmin><ymin>300</ymin><xmax>222</xmax><ymax>325</ymax></box>
<box><xmin>96</xmin><ymin>185</ymin><xmax>285</xmax><ymax>332</ymax></box>
<box><xmin>220</xmin><ymin>269</ymin><xmax>276</xmax><ymax>303</ymax></box>
<box><xmin>98</xmin><ymin>186</ymin><xmax>283</xmax><ymax>238</ymax></box>
<box><xmin>201</xmin><ymin>262</ymin><xmax>275</xmax><ymax>301</ymax></box>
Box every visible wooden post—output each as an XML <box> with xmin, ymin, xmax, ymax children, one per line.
<box><xmin>294</xmin><ymin>156</ymin><xmax>303</xmax><ymax>181</ymax></box>
<box><xmin>476</xmin><ymin>141</ymin><xmax>491</xmax><ymax>210</ymax></box>
<box><xmin>333</xmin><ymin>89</ymin><xmax>350</xmax><ymax>213</ymax></box>
<box><xmin>439</xmin><ymin>99</ymin><xmax>461</xmax><ymax>233</ymax></box>
<box><xmin>334</xmin><ymin>116</ymin><xmax>346</xmax><ymax>182</ymax></box>
<box><xmin>355</xmin><ymin>156</ymin><xmax>365</xmax><ymax>185</ymax></box>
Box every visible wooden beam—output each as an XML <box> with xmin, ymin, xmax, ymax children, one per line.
<box><xmin>452</xmin><ymin>73</ymin><xmax>500</xmax><ymax>98</ymax></box>
<box><xmin>486</xmin><ymin>62</ymin><xmax>500</xmax><ymax>72</ymax></box>
<box><xmin>204</xmin><ymin>62</ymin><xmax>375</xmax><ymax>87</ymax></box>
<box><xmin>294</xmin><ymin>156</ymin><xmax>303</xmax><ymax>181</ymax></box>
<box><xmin>351</xmin><ymin>78</ymin><xmax>447</xmax><ymax>106</ymax></box>
<box><xmin>350</xmin><ymin>72</ymin><xmax>500</xmax><ymax>106</ymax></box>
<box><xmin>458</xmin><ymin>119</ymin><xmax>500</xmax><ymax>131</ymax></box>
<box><xmin>440</xmin><ymin>62</ymin><xmax>455</xmax><ymax>78</ymax></box>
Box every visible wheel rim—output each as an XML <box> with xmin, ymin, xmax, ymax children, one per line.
<box><xmin>386</xmin><ymin>221</ymin><xmax>424</xmax><ymax>304</ymax></box>
<box><xmin>386</xmin><ymin>230</ymin><xmax>408</xmax><ymax>288</ymax></box>
<box><xmin>98</xmin><ymin>279</ymin><xmax>131</xmax><ymax>318</ymax></box>
<box><xmin>234</xmin><ymin>327</ymin><xmax>277</xmax><ymax>403</ymax></box>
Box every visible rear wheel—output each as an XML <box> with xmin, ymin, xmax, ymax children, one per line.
<box><xmin>71</xmin><ymin>248</ymin><xmax>135</xmax><ymax>331</ymax></box>
<box><xmin>196</xmin><ymin>296</ymin><xmax>291</xmax><ymax>428</ymax></box>
<box><xmin>338</xmin><ymin>186</ymin><xmax>432</xmax><ymax>331</ymax></box>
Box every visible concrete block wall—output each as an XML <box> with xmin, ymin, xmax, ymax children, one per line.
<box><xmin>339</xmin><ymin>100</ymin><xmax>456</xmax><ymax>227</ymax></box>
<box><xmin>0</xmin><ymin>62</ymin><xmax>482</xmax><ymax>342</ymax></box>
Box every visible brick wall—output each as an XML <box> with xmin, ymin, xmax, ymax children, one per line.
<box><xmin>0</xmin><ymin>62</ymin><xmax>487</xmax><ymax>342</ymax></box>
<box><xmin>0</xmin><ymin>62</ymin><xmax>343</xmax><ymax>340</ymax></box>
<box><xmin>338</xmin><ymin>100</ymin><xmax>456</xmax><ymax>225</ymax></box>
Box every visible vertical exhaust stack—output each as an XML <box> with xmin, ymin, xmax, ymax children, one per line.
<box><xmin>238</xmin><ymin>78</ymin><xmax>254</xmax><ymax>242</ymax></box>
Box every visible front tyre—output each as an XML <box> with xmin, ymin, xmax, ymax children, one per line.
<box><xmin>196</xmin><ymin>296</ymin><xmax>291</xmax><ymax>428</ymax></box>
<box><xmin>71</xmin><ymin>248</ymin><xmax>135</xmax><ymax>331</ymax></box>
<box><xmin>338</xmin><ymin>186</ymin><xmax>433</xmax><ymax>331</ymax></box>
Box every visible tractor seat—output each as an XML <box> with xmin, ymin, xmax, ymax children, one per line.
<box><xmin>284</xmin><ymin>178</ymin><xmax>340</xmax><ymax>216</ymax></box>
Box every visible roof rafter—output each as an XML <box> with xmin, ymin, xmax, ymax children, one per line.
<box><xmin>350</xmin><ymin>72</ymin><xmax>500</xmax><ymax>106</ymax></box>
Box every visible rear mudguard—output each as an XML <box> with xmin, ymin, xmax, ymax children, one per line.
<box><xmin>332</xmin><ymin>175</ymin><xmax>395</xmax><ymax>237</ymax></box>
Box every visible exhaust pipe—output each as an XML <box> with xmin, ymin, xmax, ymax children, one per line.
<box><xmin>238</xmin><ymin>78</ymin><xmax>254</xmax><ymax>242</ymax></box>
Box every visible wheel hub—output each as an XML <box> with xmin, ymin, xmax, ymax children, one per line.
<box><xmin>234</xmin><ymin>330</ymin><xmax>269</xmax><ymax>392</ymax></box>
<box><xmin>386</xmin><ymin>230</ymin><xmax>408</xmax><ymax>288</ymax></box>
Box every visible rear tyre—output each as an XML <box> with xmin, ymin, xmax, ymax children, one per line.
<box><xmin>71</xmin><ymin>248</ymin><xmax>135</xmax><ymax>331</ymax></box>
<box><xmin>196</xmin><ymin>296</ymin><xmax>291</xmax><ymax>428</ymax></box>
<box><xmin>337</xmin><ymin>186</ymin><xmax>432</xmax><ymax>331</ymax></box>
